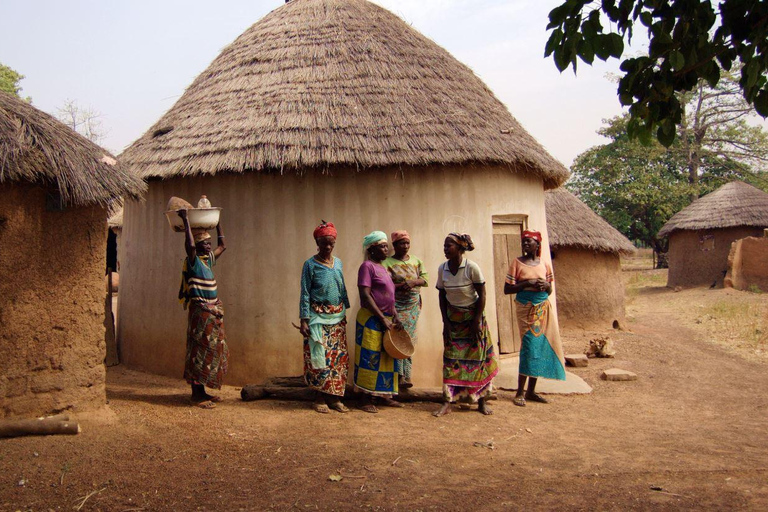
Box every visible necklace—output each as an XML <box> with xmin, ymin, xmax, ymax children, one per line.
<box><xmin>314</xmin><ymin>255</ymin><xmax>333</xmax><ymax>266</ymax></box>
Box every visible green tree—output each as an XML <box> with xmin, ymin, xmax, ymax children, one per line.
<box><xmin>0</xmin><ymin>63</ymin><xmax>25</xmax><ymax>97</ymax></box>
<box><xmin>545</xmin><ymin>0</ymin><xmax>768</xmax><ymax>146</ymax></box>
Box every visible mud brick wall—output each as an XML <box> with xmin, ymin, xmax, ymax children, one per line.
<box><xmin>0</xmin><ymin>184</ymin><xmax>107</xmax><ymax>418</ymax></box>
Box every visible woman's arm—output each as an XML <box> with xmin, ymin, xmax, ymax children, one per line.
<box><xmin>179</xmin><ymin>210</ymin><xmax>196</xmax><ymax>262</ymax></box>
<box><xmin>472</xmin><ymin>282</ymin><xmax>486</xmax><ymax>337</ymax></box>
<box><xmin>438</xmin><ymin>289</ymin><xmax>450</xmax><ymax>342</ymax></box>
<box><xmin>213</xmin><ymin>222</ymin><xmax>226</xmax><ymax>258</ymax></box>
<box><xmin>359</xmin><ymin>286</ymin><xmax>393</xmax><ymax>330</ymax></box>
<box><xmin>299</xmin><ymin>262</ymin><xmax>312</xmax><ymax>338</ymax></box>
<box><xmin>504</xmin><ymin>280</ymin><xmax>537</xmax><ymax>295</ymax></box>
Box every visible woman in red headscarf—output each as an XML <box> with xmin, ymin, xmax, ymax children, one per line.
<box><xmin>504</xmin><ymin>230</ymin><xmax>565</xmax><ymax>407</ymax></box>
<box><xmin>299</xmin><ymin>221</ymin><xmax>351</xmax><ymax>413</ymax></box>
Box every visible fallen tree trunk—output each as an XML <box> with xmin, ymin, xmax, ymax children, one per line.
<box><xmin>0</xmin><ymin>415</ymin><xmax>80</xmax><ymax>438</ymax></box>
<box><xmin>240</xmin><ymin>379</ymin><xmax>501</xmax><ymax>404</ymax></box>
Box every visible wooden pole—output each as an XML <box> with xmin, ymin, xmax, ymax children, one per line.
<box><xmin>0</xmin><ymin>415</ymin><xmax>80</xmax><ymax>438</ymax></box>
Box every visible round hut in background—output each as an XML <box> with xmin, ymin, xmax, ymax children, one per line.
<box><xmin>0</xmin><ymin>92</ymin><xmax>145</xmax><ymax>418</ymax></box>
<box><xmin>118</xmin><ymin>0</ymin><xmax>568</xmax><ymax>387</ymax></box>
<box><xmin>545</xmin><ymin>188</ymin><xmax>636</xmax><ymax>329</ymax></box>
<box><xmin>658</xmin><ymin>181</ymin><xmax>768</xmax><ymax>288</ymax></box>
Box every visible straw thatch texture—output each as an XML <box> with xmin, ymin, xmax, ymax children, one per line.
<box><xmin>545</xmin><ymin>188</ymin><xmax>636</xmax><ymax>254</ymax></box>
<box><xmin>658</xmin><ymin>181</ymin><xmax>768</xmax><ymax>238</ymax></box>
<box><xmin>120</xmin><ymin>0</ymin><xmax>568</xmax><ymax>188</ymax></box>
<box><xmin>107</xmin><ymin>206</ymin><xmax>123</xmax><ymax>229</ymax></box>
<box><xmin>0</xmin><ymin>92</ymin><xmax>145</xmax><ymax>207</ymax></box>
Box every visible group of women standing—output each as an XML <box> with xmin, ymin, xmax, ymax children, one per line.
<box><xmin>296</xmin><ymin>221</ymin><xmax>566</xmax><ymax>415</ymax></box>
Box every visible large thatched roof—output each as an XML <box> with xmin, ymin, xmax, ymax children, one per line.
<box><xmin>658</xmin><ymin>181</ymin><xmax>768</xmax><ymax>237</ymax></box>
<box><xmin>545</xmin><ymin>188</ymin><xmax>636</xmax><ymax>254</ymax></box>
<box><xmin>121</xmin><ymin>0</ymin><xmax>568</xmax><ymax>188</ymax></box>
<box><xmin>0</xmin><ymin>92</ymin><xmax>145</xmax><ymax>207</ymax></box>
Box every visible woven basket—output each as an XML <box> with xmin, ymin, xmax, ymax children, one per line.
<box><xmin>383</xmin><ymin>327</ymin><xmax>414</xmax><ymax>359</ymax></box>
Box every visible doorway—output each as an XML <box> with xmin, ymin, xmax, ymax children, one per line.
<box><xmin>492</xmin><ymin>214</ymin><xmax>526</xmax><ymax>354</ymax></box>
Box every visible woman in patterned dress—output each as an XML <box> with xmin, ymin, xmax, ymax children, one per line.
<box><xmin>504</xmin><ymin>230</ymin><xmax>565</xmax><ymax>406</ymax></box>
<box><xmin>299</xmin><ymin>221</ymin><xmax>351</xmax><ymax>413</ymax></box>
<box><xmin>178</xmin><ymin>209</ymin><xmax>229</xmax><ymax>409</ymax></box>
<box><xmin>383</xmin><ymin>230</ymin><xmax>428</xmax><ymax>388</ymax></box>
<box><xmin>433</xmin><ymin>233</ymin><xmax>499</xmax><ymax>417</ymax></box>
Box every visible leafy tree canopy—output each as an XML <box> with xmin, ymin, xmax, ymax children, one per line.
<box><xmin>545</xmin><ymin>0</ymin><xmax>768</xmax><ymax>146</ymax></box>
<box><xmin>0</xmin><ymin>63</ymin><xmax>25</xmax><ymax>97</ymax></box>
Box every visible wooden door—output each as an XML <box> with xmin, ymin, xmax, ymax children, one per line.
<box><xmin>492</xmin><ymin>219</ymin><xmax>524</xmax><ymax>353</ymax></box>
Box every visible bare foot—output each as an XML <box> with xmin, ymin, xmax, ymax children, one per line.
<box><xmin>381</xmin><ymin>397</ymin><xmax>404</xmax><ymax>408</ymax></box>
<box><xmin>433</xmin><ymin>403</ymin><xmax>452</xmax><ymax>417</ymax></box>
<box><xmin>478</xmin><ymin>399</ymin><xmax>493</xmax><ymax>415</ymax></box>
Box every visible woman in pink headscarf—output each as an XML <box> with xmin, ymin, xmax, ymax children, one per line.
<box><xmin>383</xmin><ymin>230</ymin><xmax>428</xmax><ymax>388</ymax></box>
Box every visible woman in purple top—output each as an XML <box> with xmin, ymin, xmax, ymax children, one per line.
<box><xmin>354</xmin><ymin>231</ymin><xmax>403</xmax><ymax>413</ymax></box>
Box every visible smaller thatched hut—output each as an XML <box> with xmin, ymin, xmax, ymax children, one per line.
<box><xmin>658</xmin><ymin>181</ymin><xmax>768</xmax><ymax>288</ymax></box>
<box><xmin>0</xmin><ymin>92</ymin><xmax>145</xmax><ymax>418</ymax></box>
<box><xmin>545</xmin><ymin>188</ymin><xmax>636</xmax><ymax>329</ymax></box>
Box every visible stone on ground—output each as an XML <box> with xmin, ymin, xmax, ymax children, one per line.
<box><xmin>495</xmin><ymin>357</ymin><xmax>592</xmax><ymax>394</ymax></box>
<box><xmin>565</xmin><ymin>354</ymin><xmax>589</xmax><ymax>367</ymax></box>
<box><xmin>601</xmin><ymin>368</ymin><xmax>638</xmax><ymax>381</ymax></box>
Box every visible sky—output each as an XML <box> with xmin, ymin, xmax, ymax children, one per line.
<box><xmin>1</xmin><ymin>0</ymin><xmax>643</xmax><ymax>168</ymax></box>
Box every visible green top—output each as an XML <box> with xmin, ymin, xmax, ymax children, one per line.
<box><xmin>383</xmin><ymin>255</ymin><xmax>429</xmax><ymax>306</ymax></box>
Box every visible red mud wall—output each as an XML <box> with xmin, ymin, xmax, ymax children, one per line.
<box><xmin>725</xmin><ymin>236</ymin><xmax>768</xmax><ymax>292</ymax></box>
<box><xmin>0</xmin><ymin>184</ymin><xmax>107</xmax><ymax>418</ymax></box>
<box><xmin>667</xmin><ymin>227</ymin><xmax>765</xmax><ymax>288</ymax></box>
<box><xmin>551</xmin><ymin>248</ymin><xmax>626</xmax><ymax>329</ymax></box>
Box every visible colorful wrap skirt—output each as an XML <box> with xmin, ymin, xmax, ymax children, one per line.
<box><xmin>184</xmin><ymin>299</ymin><xmax>229</xmax><ymax>389</ymax></box>
<box><xmin>354</xmin><ymin>308</ymin><xmax>398</xmax><ymax>396</ymax></box>
<box><xmin>303</xmin><ymin>302</ymin><xmax>349</xmax><ymax>396</ymax></box>
<box><xmin>394</xmin><ymin>296</ymin><xmax>421</xmax><ymax>380</ymax></box>
<box><xmin>442</xmin><ymin>302</ymin><xmax>499</xmax><ymax>403</ymax></box>
<box><xmin>515</xmin><ymin>291</ymin><xmax>566</xmax><ymax>381</ymax></box>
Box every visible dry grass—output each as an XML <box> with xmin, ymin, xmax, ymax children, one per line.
<box><xmin>698</xmin><ymin>299</ymin><xmax>768</xmax><ymax>355</ymax></box>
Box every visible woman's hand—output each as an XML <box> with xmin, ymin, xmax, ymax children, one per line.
<box><xmin>299</xmin><ymin>319</ymin><xmax>310</xmax><ymax>339</ymax></box>
<box><xmin>535</xmin><ymin>278</ymin><xmax>548</xmax><ymax>291</ymax></box>
<box><xmin>406</xmin><ymin>279</ymin><xmax>420</xmax><ymax>289</ymax></box>
<box><xmin>442</xmin><ymin>324</ymin><xmax>451</xmax><ymax>344</ymax></box>
<box><xmin>381</xmin><ymin>316</ymin><xmax>394</xmax><ymax>331</ymax></box>
<box><xmin>471</xmin><ymin>317</ymin><xmax>483</xmax><ymax>340</ymax></box>
<box><xmin>177</xmin><ymin>209</ymin><xmax>188</xmax><ymax>220</ymax></box>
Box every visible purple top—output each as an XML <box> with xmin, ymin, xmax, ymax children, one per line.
<box><xmin>358</xmin><ymin>260</ymin><xmax>396</xmax><ymax>316</ymax></box>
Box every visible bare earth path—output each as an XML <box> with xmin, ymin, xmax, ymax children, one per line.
<box><xmin>2</xmin><ymin>282</ymin><xmax>768</xmax><ymax>511</ymax></box>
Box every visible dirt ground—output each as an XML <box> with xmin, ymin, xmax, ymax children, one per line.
<box><xmin>2</xmin><ymin>259</ymin><xmax>768</xmax><ymax>511</ymax></box>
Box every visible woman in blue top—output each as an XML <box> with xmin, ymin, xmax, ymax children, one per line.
<box><xmin>178</xmin><ymin>209</ymin><xmax>229</xmax><ymax>409</ymax></box>
<box><xmin>299</xmin><ymin>221</ymin><xmax>351</xmax><ymax>413</ymax></box>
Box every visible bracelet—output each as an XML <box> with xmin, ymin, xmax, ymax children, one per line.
<box><xmin>218</xmin><ymin>235</ymin><xmax>225</xmax><ymax>238</ymax></box>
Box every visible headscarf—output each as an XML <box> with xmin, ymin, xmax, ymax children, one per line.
<box><xmin>522</xmin><ymin>230</ymin><xmax>543</xmax><ymax>256</ymax></box>
<box><xmin>391</xmin><ymin>230</ymin><xmax>410</xmax><ymax>243</ymax></box>
<box><xmin>363</xmin><ymin>231</ymin><xmax>388</xmax><ymax>250</ymax></box>
<box><xmin>447</xmin><ymin>232</ymin><xmax>475</xmax><ymax>252</ymax></box>
<box><xmin>313</xmin><ymin>220</ymin><xmax>337</xmax><ymax>240</ymax></box>
<box><xmin>193</xmin><ymin>230</ymin><xmax>211</xmax><ymax>243</ymax></box>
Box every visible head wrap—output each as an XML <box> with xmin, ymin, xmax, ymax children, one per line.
<box><xmin>363</xmin><ymin>231</ymin><xmax>388</xmax><ymax>250</ymax></box>
<box><xmin>391</xmin><ymin>230</ymin><xmax>410</xmax><ymax>244</ymax></box>
<box><xmin>447</xmin><ymin>232</ymin><xmax>475</xmax><ymax>252</ymax></box>
<box><xmin>193</xmin><ymin>230</ymin><xmax>211</xmax><ymax>243</ymax></box>
<box><xmin>313</xmin><ymin>220</ymin><xmax>337</xmax><ymax>240</ymax></box>
<box><xmin>522</xmin><ymin>230</ymin><xmax>543</xmax><ymax>256</ymax></box>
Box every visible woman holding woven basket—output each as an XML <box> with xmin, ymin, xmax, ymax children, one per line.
<box><xmin>354</xmin><ymin>231</ymin><xmax>403</xmax><ymax>413</ymax></box>
<box><xmin>434</xmin><ymin>233</ymin><xmax>499</xmax><ymax>417</ymax></box>
<box><xmin>504</xmin><ymin>230</ymin><xmax>565</xmax><ymax>407</ymax></box>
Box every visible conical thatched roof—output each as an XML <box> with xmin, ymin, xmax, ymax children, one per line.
<box><xmin>658</xmin><ymin>181</ymin><xmax>768</xmax><ymax>237</ymax></box>
<box><xmin>545</xmin><ymin>188</ymin><xmax>636</xmax><ymax>254</ymax></box>
<box><xmin>0</xmin><ymin>92</ymin><xmax>145</xmax><ymax>207</ymax></box>
<box><xmin>121</xmin><ymin>0</ymin><xmax>568</xmax><ymax>188</ymax></box>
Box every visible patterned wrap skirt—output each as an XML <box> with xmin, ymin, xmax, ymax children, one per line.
<box><xmin>442</xmin><ymin>302</ymin><xmax>499</xmax><ymax>402</ymax></box>
<box><xmin>354</xmin><ymin>308</ymin><xmax>398</xmax><ymax>396</ymax></box>
<box><xmin>303</xmin><ymin>303</ymin><xmax>349</xmax><ymax>396</ymax></box>
<box><xmin>184</xmin><ymin>299</ymin><xmax>229</xmax><ymax>389</ymax></box>
<box><xmin>394</xmin><ymin>296</ymin><xmax>421</xmax><ymax>379</ymax></box>
<box><xmin>516</xmin><ymin>291</ymin><xmax>566</xmax><ymax>381</ymax></box>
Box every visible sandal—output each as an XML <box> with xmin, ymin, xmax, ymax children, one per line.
<box><xmin>328</xmin><ymin>401</ymin><xmax>350</xmax><ymax>413</ymax></box>
<box><xmin>195</xmin><ymin>400</ymin><xmax>216</xmax><ymax>409</ymax></box>
<box><xmin>512</xmin><ymin>396</ymin><xmax>526</xmax><ymax>407</ymax></box>
<box><xmin>381</xmin><ymin>397</ymin><xmax>404</xmax><ymax>408</ymax></box>
<box><xmin>312</xmin><ymin>402</ymin><xmax>330</xmax><ymax>414</ymax></box>
<box><xmin>525</xmin><ymin>393</ymin><xmax>550</xmax><ymax>404</ymax></box>
<box><xmin>360</xmin><ymin>404</ymin><xmax>379</xmax><ymax>414</ymax></box>
<box><xmin>207</xmin><ymin>395</ymin><xmax>223</xmax><ymax>403</ymax></box>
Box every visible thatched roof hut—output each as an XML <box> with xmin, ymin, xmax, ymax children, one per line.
<box><xmin>0</xmin><ymin>92</ymin><xmax>144</xmax><ymax>207</ymax></box>
<box><xmin>0</xmin><ymin>92</ymin><xmax>145</xmax><ymax>418</ymax></box>
<box><xmin>658</xmin><ymin>181</ymin><xmax>768</xmax><ymax>287</ymax></box>
<box><xmin>545</xmin><ymin>188</ymin><xmax>634</xmax><ymax>328</ymax></box>
<box><xmin>117</xmin><ymin>0</ymin><xmax>567</xmax><ymax>386</ymax></box>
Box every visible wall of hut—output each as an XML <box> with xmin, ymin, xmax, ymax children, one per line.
<box><xmin>667</xmin><ymin>227</ymin><xmax>765</xmax><ymax>288</ymax></box>
<box><xmin>118</xmin><ymin>165</ymin><xmax>552</xmax><ymax>387</ymax></box>
<box><xmin>0</xmin><ymin>184</ymin><xmax>108</xmax><ymax>418</ymax></box>
<box><xmin>551</xmin><ymin>248</ymin><xmax>625</xmax><ymax>329</ymax></box>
